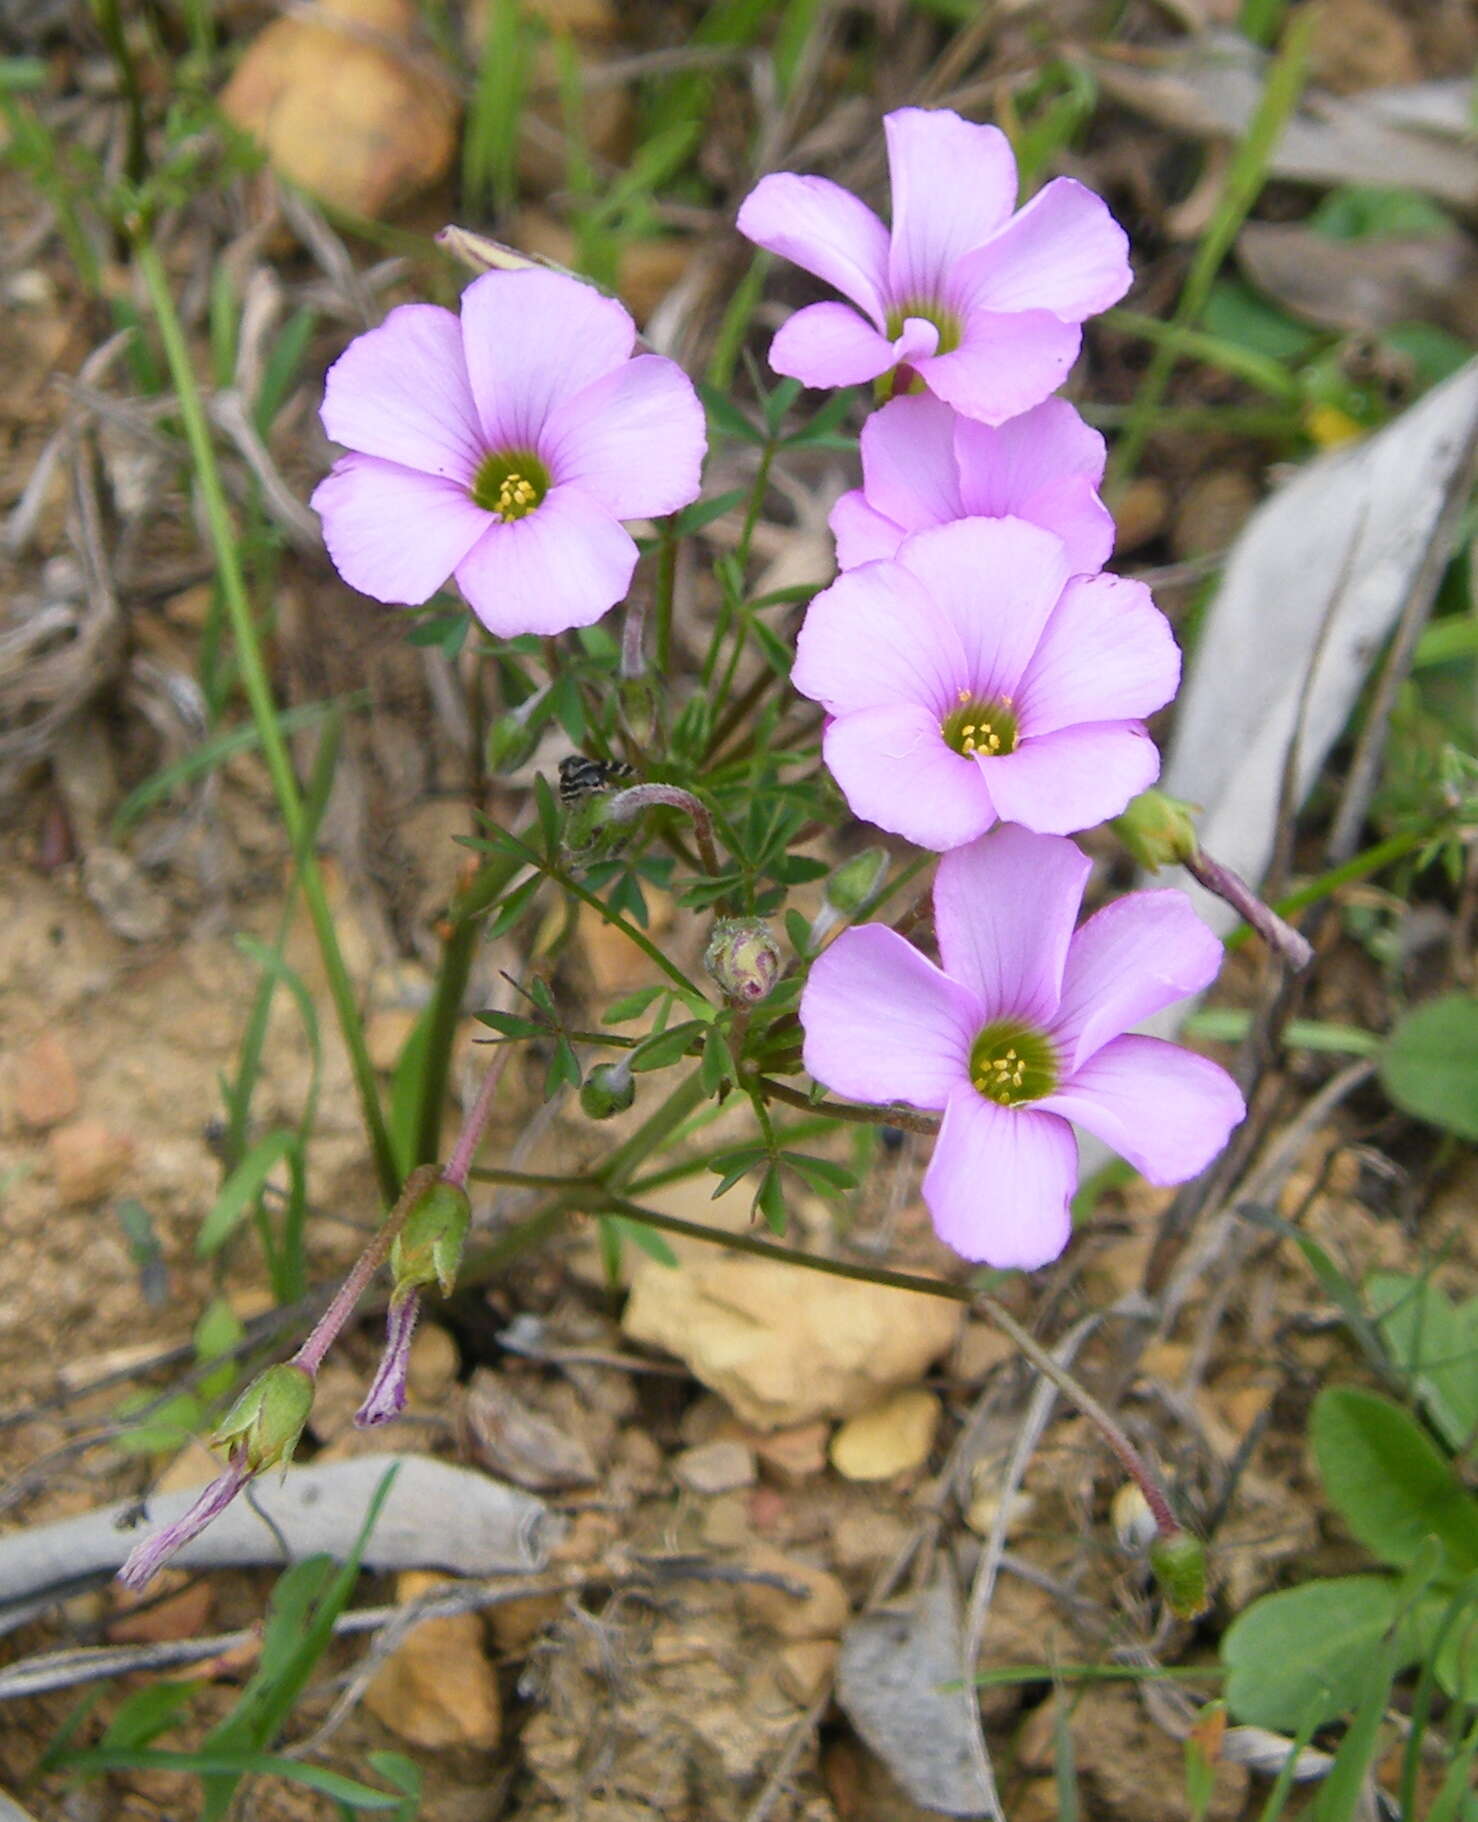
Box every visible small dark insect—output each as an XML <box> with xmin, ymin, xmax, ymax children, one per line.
<box><xmin>558</xmin><ymin>754</ymin><xmax>635</xmax><ymax>803</ymax></box>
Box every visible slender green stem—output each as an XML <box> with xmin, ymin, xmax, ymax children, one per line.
<box><xmin>754</xmin><ymin>1075</ymin><xmax>939</xmax><ymax>1135</ymax></box>
<box><xmin>132</xmin><ymin>235</ymin><xmax>399</xmax><ymax>1201</ymax></box>
<box><xmin>599</xmin><ymin>1192</ymin><xmax>976</xmax><ymax>1301</ymax></box>
<box><xmin>597</xmin><ymin>1194</ymin><xmax>1184</xmax><ymax>1538</ymax></box>
<box><xmin>469</xmin><ymin>1165</ymin><xmax>600</xmax><ymax>1191</ymax></box>
<box><xmin>292</xmin><ymin>1166</ymin><xmax>439</xmax><ymax>1375</ymax></box>
<box><xmin>413</xmin><ymin>845</ymin><xmax>529</xmax><ymax>1166</ymax></box>
<box><xmin>975</xmin><ymin>1294</ymin><xmax>1180</xmax><ymax>1538</ymax></box>
<box><xmin>597</xmin><ymin>1070</ymin><xmax>711</xmax><ymax>1187</ymax></box>
<box><xmin>494</xmin><ymin>826</ymin><xmax>703</xmax><ymax>999</ymax></box>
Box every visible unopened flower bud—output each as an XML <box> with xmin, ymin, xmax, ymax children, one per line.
<box><xmin>704</xmin><ymin>917</ymin><xmax>782</xmax><ymax>1005</ymax></box>
<box><xmin>389</xmin><ymin>1178</ymin><xmax>470</xmax><ymax>1299</ymax></box>
<box><xmin>808</xmin><ymin>846</ymin><xmax>890</xmax><ymax>949</ymax></box>
<box><xmin>484</xmin><ymin>698</ymin><xmax>544</xmax><ymax>773</ymax></box>
<box><xmin>356</xmin><ymin>1289</ymin><xmax>420</xmax><ymax>1427</ymax></box>
<box><xmin>212</xmin><ymin>1362</ymin><xmax>315</xmax><ymax>1475</ymax></box>
<box><xmin>1115</xmin><ymin>790</ymin><xmax>1312</xmax><ymax>971</ymax></box>
<box><xmin>1112</xmin><ymin>788</ymin><xmax>1198</xmax><ymax>872</ymax></box>
<box><xmin>1149</xmin><ymin>1528</ymin><xmax>1210</xmax><ymax>1620</ymax></box>
<box><xmin>581</xmin><ymin>1059</ymin><xmax>635</xmax><ymax>1119</ymax></box>
<box><xmin>825</xmin><ymin>846</ymin><xmax>889</xmax><ymax>914</ymax></box>
<box><xmin>1110</xmin><ymin>1480</ymin><xmax>1158</xmax><ymax>1553</ymax></box>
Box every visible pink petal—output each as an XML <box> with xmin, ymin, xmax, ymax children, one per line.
<box><xmin>983</xmin><ymin>722</ymin><xmax>1160</xmax><ymax>836</ymax></box>
<box><xmin>792</xmin><ymin>558</ymin><xmax>966</xmax><ymax>718</ymax></box>
<box><xmin>923</xmin><ymin>1090</ymin><xmax>1075</xmax><ymax>1268</ymax></box>
<box><xmin>737</xmin><ymin>172</ymin><xmax>891</xmax><ymax>323</ymax></box>
<box><xmin>958</xmin><ymin>178</ymin><xmax>1132</xmax><ymax>321</ymax></box>
<box><xmin>312</xmin><ymin>455</ymin><xmax>491</xmax><ymax>605</ymax></box>
<box><xmin>883</xmin><ymin>109</ymin><xmax>1019</xmax><ymax>302</ymax></box>
<box><xmin>356</xmin><ymin>1290</ymin><xmax>420</xmax><ymax>1427</ymax></box>
<box><xmin>893</xmin><ymin>316</ymin><xmax>942</xmax><ymax>365</ymax></box>
<box><xmin>829</xmin><ymin>490</ymin><xmax>907</xmax><ymax>568</ymax></box>
<box><xmin>454</xmin><ymin>485</ymin><xmax>637</xmax><ymax>636</ymax></box>
<box><xmin>1051</xmin><ymin>889</ymin><xmax>1226</xmax><ymax>1071</ymax></box>
<box><xmin>1039</xmin><ymin>1035</ymin><xmax>1244</xmax><ymax>1184</ymax></box>
<box><xmin>320</xmin><ymin>303</ymin><xmax>481</xmax><ymax>482</ymax></box>
<box><xmin>460</xmin><ymin>269</ymin><xmax>634</xmax><ymax>450</ymax></box>
<box><xmin>955</xmin><ymin>397</ymin><xmax>1106</xmax><ymax>511</ymax></box>
<box><xmin>1016</xmin><ymin>574</ymin><xmax>1181</xmax><ymax>737</ymax></box>
<box><xmin>117</xmin><ymin>1455</ymin><xmax>252</xmax><ymax>1590</ymax></box>
<box><xmin>916</xmin><ymin>308</ymin><xmax>1081</xmax><ymax>426</ymax></box>
<box><xmin>769</xmin><ymin>302</ymin><xmax>905</xmax><ymax>388</ymax></box>
<box><xmin>542</xmin><ymin>355</ymin><xmax>705</xmax><ymax>520</ymax></box>
<box><xmin>893</xmin><ymin>517</ymin><xmax>1070</xmax><ymax>700</ymax></box>
<box><xmin>823</xmin><ymin>703</ymin><xmax>998</xmax><ymax>851</ymax></box>
<box><xmin>933</xmin><ymin>824</ymin><xmax>1090</xmax><ymax>1025</ymax></box>
<box><xmin>1010</xmin><ymin>476</ymin><xmax>1116</xmax><ymax>577</ymax></box>
<box><xmin>801</xmin><ymin>924</ymin><xmax>980</xmax><ymax>1111</ymax></box>
<box><xmin>857</xmin><ymin>392</ymin><xmax>964</xmax><ymax>534</ymax></box>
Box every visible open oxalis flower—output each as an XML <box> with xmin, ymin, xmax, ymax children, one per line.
<box><xmin>312</xmin><ymin>268</ymin><xmax>706</xmax><ymax>637</ymax></box>
<box><xmin>830</xmin><ymin>392</ymin><xmax>1114</xmax><ymax>574</ymax></box>
<box><xmin>737</xmin><ymin>106</ymin><xmax>1130</xmax><ymax>424</ymax></box>
<box><xmin>801</xmin><ymin>826</ymin><xmax>1245</xmax><ymax>1268</ymax></box>
<box><xmin>792</xmin><ymin>516</ymin><xmax>1179</xmax><ymax>851</ymax></box>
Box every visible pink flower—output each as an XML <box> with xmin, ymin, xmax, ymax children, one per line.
<box><xmin>117</xmin><ymin>1451</ymin><xmax>252</xmax><ymax>1590</ymax></box>
<box><xmin>737</xmin><ymin>107</ymin><xmax>1130</xmax><ymax>424</ymax></box>
<box><xmin>355</xmin><ymin>1290</ymin><xmax>420</xmax><ymax>1428</ymax></box>
<box><xmin>800</xmin><ymin>826</ymin><xmax>1245</xmax><ymax>1268</ymax></box>
<box><xmin>791</xmin><ymin>517</ymin><xmax>1178</xmax><ymax>851</ymax></box>
<box><xmin>830</xmin><ymin>393</ymin><xmax>1114</xmax><ymax>574</ymax></box>
<box><xmin>312</xmin><ymin>269</ymin><xmax>706</xmax><ymax>636</ymax></box>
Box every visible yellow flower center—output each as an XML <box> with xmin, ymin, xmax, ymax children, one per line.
<box><xmin>471</xmin><ymin>450</ymin><xmax>550</xmax><ymax>521</ymax></box>
<box><xmin>941</xmin><ymin>689</ymin><xmax>1018</xmax><ymax>759</ymax></box>
<box><xmin>969</xmin><ymin>1021</ymin><xmax>1058</xmax><ymax>1108</ymax></box>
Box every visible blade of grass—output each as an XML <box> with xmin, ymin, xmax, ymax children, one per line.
<box><xmin>464</xmin><ymin>0</ymin><xmax>526</xmax><ymax>218</ymax></box>
<box><xmin>110</xmin><ymin>693</ymin><xmax>365</xmax><ymax>837</ymax></box>
<box><xmin>131</xmin><ymin>233</ymin><xmax>398</xmax><ymax>1199</ymax></box>
<box><xmin>196</xmin><ymin>1465</ymin><xmax>399</xmax><ymax>1817</ymax></box>
<box><xmin>1107</xmin><ymin>7</ymin><xmax>1317</xmax><ymax>484</ymax></box>
<box><xmin>61</xmin><ymin>1747</ymin><xmax>403</xmax><ymax>1809</ymax></box>
<box><xmin>221</xmin><ymin>706</ymin><xmax>341</xmax><ymax>1176</ymax></box>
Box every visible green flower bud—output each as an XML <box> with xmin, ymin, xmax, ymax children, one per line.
<box><xmin>704</xmin><ymin>917</ymin><xmax>782</xmax><ymax>1005</ymax></box>
<box><xmin>212</xmin><ymin>1362</ymin><xmax>315</xmax><ymax>1474</ymax></box>
<box><xmin>390</xmin><ymin>1179</ymin><xmax>471</xmax><ymax>1299</ymax></box>
<box><xmin>825</xmin><ymin>846</ymin><xmax>889</xmax><ymax>915</ymax></box>
<box><xmin>1149</xmin><ymin>1529</ymin><xmax>1210</xmax><ymax>1620</ymax></box>
<box><xmin>1112</xmin><ymin>788</ymin><xmax>1199</xmax><ymax>872</ymax></box>
<box><xmin>484</xmin><ymin>706</ymin><xmax>542</xmax><ymax>774</ymax></box>
<box><xmin>580</xmin><ymin>1060</ymin><xmax>636</xmax><ymax>1120</ymax></box>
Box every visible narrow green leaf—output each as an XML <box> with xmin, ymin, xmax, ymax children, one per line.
<box><xmin>196</xmin><ymin>1131</ymin><xmax>296</xmax><ymax>1256</ymax></box>
<box><xmin>612</xmin><ymin>1215</ymin><xmax>678</xmax><ymax>1268</ymax></box>
<box><xmin>756</xmin><ymin>1164</ymin><xmax>786</xmax><ymax>1235</ymax></box>
<box><xmin>630</xmin><ymin>1021</ymin><xmax>705</xmax><ymax>1073</ymax></box>
<box><xmin>603</xmin><ymin>985</ymin><xmax>667</xmax><ymax>1024</ymax></box>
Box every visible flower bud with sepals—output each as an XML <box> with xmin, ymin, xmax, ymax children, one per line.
<box><xmin>581</xmin><ymin>1059</ymin><xmax>636</xmax><ymax>1120</ymax></box>
<box><xmin>705</xmin><ymin>918</ymin><xmax>782</xmax><ymax>1006</ymax></box>
<box><xmin>389</xmin><ymin>1178</ymin><xmax>471</xmax><ymax>1300</ymax></box>
<box><xmin>1115</xmin><ymin>789</ymin><xmax>1312</xmax><ymax>970</ymax></box>
<box><xmin>211</xmin><ymin>1361</ymin><xmax>315</xmax><ymax>1475</ymax></box>
<box><xmin>809</xmin><ymin>847</ymin><xmax>889</xmax><ymax>948</ymax></box>
<box><xmin>1149</xmin><ymin>1529</ymin><xmax>1210</xmax><ymax>1620</ymax></box>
